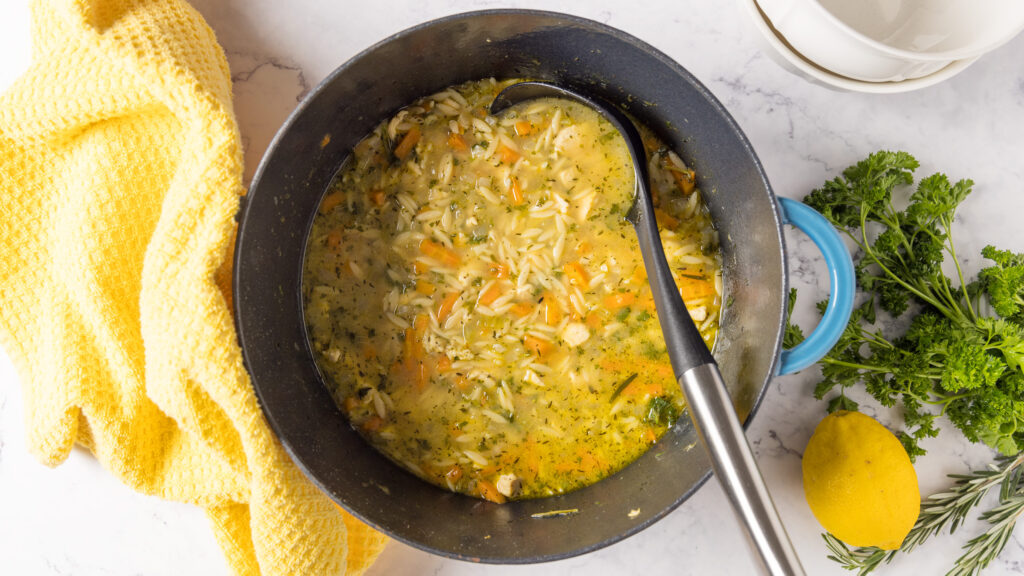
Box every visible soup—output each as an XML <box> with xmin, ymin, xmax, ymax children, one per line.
<box><xmin>302</xmin><ymin>78</ymin><xmax>721</xmax><ymax>502</ymax></box>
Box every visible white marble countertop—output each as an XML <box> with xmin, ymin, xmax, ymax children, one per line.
<box><xmin>2</xmin><ymin>1</ymin><xmax>1024</xmax><ymax>575</ymax></box>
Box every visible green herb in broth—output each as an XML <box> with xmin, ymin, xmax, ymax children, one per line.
<box><xmin>302</xmin><ymin>77</ymin><xmax>722</xmax><ymax>502</ymax></box>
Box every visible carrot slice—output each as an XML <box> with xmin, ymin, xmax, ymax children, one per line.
<box><xmin>342</xmin><ymin>396</ymin><xmax>358</xmax><ymax>413</ymax></box>
<box><xmin>577</xmin><ymin>448</ymin><xmax>607</xmax><ymax>474</ymax></box>
<box><xmin>541</xmin><ymin>294</ymin><xmax>562</xmax><ymax>326</ymax></box>
<box><xmin>445</xmin><ymin>465</ymin><xmax>463</xmax><ymax>482</ymax></box>
<box><xmin>514</xmin><ymin>120</ymin><xmax>532</xmax><ymax>136</ymax></box>
<box><xmin>447</xmin><ymin>132</ymin><xmax>468</xmax><ymax>152</ymax></box>
<box><xmin>603</xmin><ymin>292</ymin><xmax>635</xmax><ymax>309</ymax></box>
<box><xmin>319</xmin><ymin>191</ymin><xmax>344</xmax><ymax>214</ymax></box>
<box><xmin>622</xmin><ymin>378</ymin><xmax>665</xmax><ymax>398</ymax></box>
<box><xmin>436</xmin><ymin>354</ymin><xmax>452</xmax><ymax>372</ymax></box>
<box><xmin>670</xmin><ymin>167</ymin><xmax>697</xmax><ymax>194</ymax></box>
<box><xmin>489</xmin><ymin>262</ymin><xmax>509</xmax><ymax>278</ymax></box>
<box><xmin>413</xmin><ymin>313</ymin><xmax>429</xmax><ymax>336</ymax></box>
<box><xmin>478</xmin><ymin>480</ymin><xmax>507</xmax><ymax>504</ymax></box>
<box><xmin>420</xmin><ymin>239</ymin><xmax>460</xmax><ymax>268</ymax></box>
<box><xmin>507</xmin><ymin>176</ymin><xmax>524</xmax><ymax>206</ymax></box>
<box><xmin>437</xmin><ymin>292</ymin><xmax>460</xmax><ymax>324</ymax></box>
<box><xmin>523</xmin><ymin>437</ymin><xmax>541</xmax><ymax>479</ymax></box>
<box><xmin>510</xmin><ymin>302</ymin><xmax>533</xmax><ymax>318</ymax></box>
<box><xmin>523</xmin><ymin>334</ymin><xmax>553</xmax><ymax>357</ymax></box>
<box><xmin>563</xmin><ymin>261</ymin><xmax>589</xmax><ymax>286</ymax></box>
<box><xmin>393</xmin><ymin>126</ymin><xmax>421</xmax><ymax>159</ymax></box>
<box><xmin>415</xmin><ymin>280</ymin><xmax>436</xmax><ymax>295</ymax></box>
<box><xmin>326</xmin><ymin>229</ymin><xmax>342</xmax><ymax>251</ymax></box>
<box><xmin>414</xmin><ymin>361</ymin><xmax>429</xmax><ymax>390</ymax></box>
<box><xmin>403</xmin><ymin>320</ymin><xmax>426</xmax><ymax>361</ymax></box>
<box><xmin>398</xmin><ymin>316</ymin><xmax>429</xmax><ymax>387</ymax></box>
<box><xmin>678</xmin><ymin>274</ymin><xmax>716</xmax><ymax>300</ymax></box>
<box><xmin>654</xmin><ymin>208</ymin><xmax>679</xmax><ymax>229</ymax></box>
<box><xmin>478</xmin><ymin>282</ymin><xmax>502</xmax><ymax>307</ymax></box>
<box><xmin>498</xmin><ymin>145</ymin><xmax>520</xmax><ymax>164</ymax></box>
<box><xmin>369</xmin><ymin>188</ymin><xmax>386</xmax><ymax>207</ymax></box>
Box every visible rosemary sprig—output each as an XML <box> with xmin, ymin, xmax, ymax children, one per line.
<box><xmin>948</xmin><ymin>462</ymin><xmax>1024</xmax><ymax>576</ymax></box>
<box><xmin>823</xmin><ymin>534</ymin><xmax>894</xmax><ymax>575</ymax></box>
<box><xmin>825</xmin><ymin>453</ymin><xmax>1024</xmax><ymax>575</ymax></box>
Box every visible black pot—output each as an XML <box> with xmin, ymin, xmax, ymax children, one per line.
<box><xmin>233</xmin><ymin>9</ymin><xmax>853</xmax><ymax>563</ymax></box>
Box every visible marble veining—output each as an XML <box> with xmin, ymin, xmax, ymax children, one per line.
<box><xmin>2</xmin><ymin>0</ymin><xmax>1024</xmax><ymax>574</ymax></box>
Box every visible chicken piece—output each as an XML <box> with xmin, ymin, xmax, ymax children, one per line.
<box><xmin>562</xmin><ymin>322</ymin><xmax>591</xmax><ymax>348</ymax></box>
<box><xmin>496</xmin><ymin>474</ymin><xmax>522</xmax><ymax>498</ymax></box>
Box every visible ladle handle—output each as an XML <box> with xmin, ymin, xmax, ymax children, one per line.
<box><xmin>678</xmin><ymin>364</ymin><xmax>806</xmax><ymax>576</ymax></box>
<box><xmin>621</xmin><ymin>102</ymin><xmax>803</xmax><ymax>575</ymax></box>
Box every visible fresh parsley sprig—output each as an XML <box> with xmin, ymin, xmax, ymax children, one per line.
<box><xmin>824</xmin><ymin>453</ymin><xmax>1024</xmax><ymax>576</ymax></box>
<box><xmin>800</xmin><ymin>151</ymin><xmax>1024</xmax><ymax>458</ymax></box>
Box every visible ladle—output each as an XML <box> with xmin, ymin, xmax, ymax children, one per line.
<box><xmin>491</xmin><ymin>81</ymin><xmax>806</xmax><ymax>576</ymax></box>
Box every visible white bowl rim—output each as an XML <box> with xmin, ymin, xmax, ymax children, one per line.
<box><xmin>743</xmin><ymin>0</ymin><xmax>978</xmax><ymax>93</ymax></box>
<box><xmin>789</xmin><ymin>0</ymin><xmax>1024</xmax><ymax>62</ymax></box>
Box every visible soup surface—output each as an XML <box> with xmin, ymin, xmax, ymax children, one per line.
<box><xmin>302</xmin><ymin>78</ymin><xmax>722</xmax><ymax>502</ymax></box>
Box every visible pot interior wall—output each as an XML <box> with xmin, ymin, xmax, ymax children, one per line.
<box><xmin>234</xmin><ymin>10</ymin><xmax>786</xmax><ymax>562</ymax></box>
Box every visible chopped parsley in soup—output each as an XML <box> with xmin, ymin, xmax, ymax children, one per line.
<box><xmin>302</xmin><ymin>78</ymin><xmax>722</xmax><ymax>502</ymax></box>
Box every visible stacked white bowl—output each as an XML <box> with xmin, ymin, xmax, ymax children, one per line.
<box><xmin>739</xmin><ymin>0</ymin><xmax>1024</xmax><ymax>92</ymax></box>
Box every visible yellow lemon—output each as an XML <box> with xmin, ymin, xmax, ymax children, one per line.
<box><xmin>802</xmin><ymin>410</ymin><xmax>920</xmax><ymax>550</ymax></box>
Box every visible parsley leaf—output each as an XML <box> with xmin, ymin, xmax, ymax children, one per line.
<box><xmin>644</xmin><ymin>396</ymin><xmax>680</xmax><ymax>427</ymax></box>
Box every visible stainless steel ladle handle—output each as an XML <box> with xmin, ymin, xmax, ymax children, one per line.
<box><xmin>680</xmin><ymin>364</ymin><xmax>805</xmax><ymax>576</ymax></box>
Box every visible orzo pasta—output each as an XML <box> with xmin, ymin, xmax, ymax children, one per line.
<box><xmin>302</xmin><ymin>78</ymin><xmax>722</xmax><ymax>502</ymax></box>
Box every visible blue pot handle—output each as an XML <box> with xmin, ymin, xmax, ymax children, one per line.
<box><xmin>775</xmin><ymin>197</ymin><xmax>855</xmax><ymax>375</ymax></box>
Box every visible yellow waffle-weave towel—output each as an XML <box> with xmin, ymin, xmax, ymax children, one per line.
<box><xmin>0</xmin><ymin>0</ymin><xmax>388</xmax><ymax>573</ymax></box>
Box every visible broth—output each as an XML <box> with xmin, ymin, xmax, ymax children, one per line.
<box><xmin>302</xmin><ymin>78</ymin><xmax>721</xmax><ymax>502</ymax></box>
